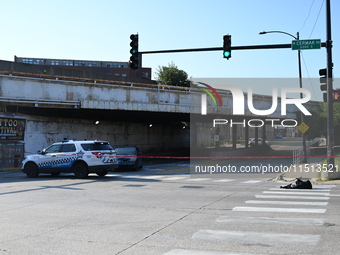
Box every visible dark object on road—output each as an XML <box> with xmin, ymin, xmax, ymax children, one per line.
<box><xmin>280</xmin><ymin>178</ymin><xmax>312</xmax><ymax>189</ymax></box>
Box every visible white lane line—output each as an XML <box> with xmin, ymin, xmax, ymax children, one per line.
<box><xmin>192</xmin><ymin>230</ymin><xmax>320</xmax><ymax>245</ymax></box>
<box><xmin>187</xmin><ymin>178</ymin><xmax>211</xmax><ymax>182</ymax></box>
<box><xmin>212</xmin><ymin>179</ymin><xmax>235</xmax><ymax>183</ymax></box>
<box><xmin>240</xmin><ymin>180</ymin><xmax>262</xmax><ymax>184</ymax></box>
<box><xmin>270</xmin><ymin>188</ymin><xmax>331</xmax><ymax>191</ymax></box>
<box><xmin>263</xmin><ymin>191</ymin><xmax>330</xmax><ymax>196</ymax></box>
<box><xmin>138</xmin><ymin>175</ymin><xmax>167</xmax><ymax>179</ymax></box>
<box><xmin>245</xmin><ymin>200</ymin><xmax>328</xmax><ymax>206</ymax></box>
<box><xmin>162</xmin><ymin>249</ymin><xmax>255</xmax><ymax>255</ymax></box>
<box><xmin>232</xmin><ymin>206</ymin><xmax>326</xmax><ymax>213</ymax></box>
<box><xmin>256</xmin><ymin>195</ymin><xmax>330</xmax><ymax>200</ymax></box>
<box><xmin>162</xmin><ymin>176</ymin><xmax>188</xmax><ymax>181</ymax></box>
<box><xmin>216</xmin><ymin>216</ymin><xmax>325</xmax><ymax>226</ymax></box>
<box><xmin>117</xmin><ymin>175</ymin><xmax>142</xmax><ymax>178</ymax></box>
<box><xmin>313</xmin><ymin>185</ymin><xmax>337</xmax><ymax>188</ymax></box>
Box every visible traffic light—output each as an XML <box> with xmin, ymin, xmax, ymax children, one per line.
<box><xmin>319</xmin><ymin>68</ymin><xmax>327</xmax><ymax>91</ymax></box>
<box><xmin>129</xmin><ymin>34</ymin><xmax>139</xmax><ymax>70</ymax></box>
<box><xmin>223</xmin><ymin>35</ymin><xmax>231</xmax><ymax>59</ymax></box>
<box><xmin>334</xmin><ymin>90</ymin><xmax>340</xmax><ymax>102</ymax></box>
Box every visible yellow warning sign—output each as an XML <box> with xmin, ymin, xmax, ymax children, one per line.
<box><xmin>298</xmin><ymin>122</ymin><xmax>309</xmax><ymax>133</ymax></box>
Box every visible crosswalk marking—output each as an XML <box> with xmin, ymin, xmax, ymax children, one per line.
<box><xmin>162</xmin><ymin>176</ymin><xmax>187</xmax><ymax>181</ymax></box>
<box><xmin>263</xmin><ymin>191</ymin><xmax>330</xmax><ymax>196</ymax></box>
<box><xmin>245</xmin><ymin>200</ymin><xmax>328</xmax><ymax>206</ymax></box>
<box><xmin>110</xmin><ymin>174</ymin><xmax>263</xmax><ymax>184</ymax></box>
<box><xmin>240</xmin><ymin>180</ymin><xmax>262</xmax><ymax>184</ymax></box>
<box><xmin>255</xmin><ymin>195</ymin><xmax>330</xmax><ymax>200</ymax></box>
<box><xmin>216</xmin><ymin>216</ymin><xmax>325</xmax><ymax>226</ymax></box>
<box><xmin>212</xmin><ymin>179</ymin><xmax>235</xmax><ymax>182</ymax></box>
<box><xmin>187</xmin><ymin>178</ymin><xmax>211</xmax><ymax>182</ymax></box>
<box><xmin>192</xmin><ymin>230</ymin><xmax>320</xmax><ymax>245</ymax></box>
<box><xmin>313</xmin><ymin>185</ymin><xmax>337</xmax><ymax>188</ymax></box>
<box><xmin>232</xmin><ymin>206</ymin><xmax>326</xmax><ymax>213</ymax></box>
<box><xmin>116</xmin><ymin>175</ymin><xmax>141</xmax><ymax>178</ymax></box>
<box><xmin>162</xmin><ymin>249</ymin><xmax>255</xmax><ymax>255</ymax></box>
<box><xmin>183</xmin><ymin>183</ymin><xmax>336</xmax><ymax>253</ymax></box>
<box><xmin>270</xmin><ymin>188</ymin><xmax>331</xmax><ymax>192</ymax></box>
<box><xmin>138</xmin><ymin>175</ymin><xmax>166</xmax><ymax>179</ymax></box>
<box><xmin>165</xmin><ymin>182</ymin><xmax>335</xmax><ymax>253</ymax></box>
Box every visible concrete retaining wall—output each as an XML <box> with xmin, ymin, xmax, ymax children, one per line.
<box><xmin>23</xmin><ymin>115</ymin><xmax>189</xmax><ymax>155</ymax></box>
<box><xmin>0</xmin><ymin>113</ymin><xmax>189</xmax><ymax>171</ymax></box>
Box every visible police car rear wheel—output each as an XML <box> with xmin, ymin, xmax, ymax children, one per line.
<box><xmin>73</xmin><ymin>162</ymin><xmax>89</xmax><ymax>178</ymax></box>
<box><xmin>25</xmin><ymin>163</ymin><xmax>39</xmax><ymax>178</ymax></box>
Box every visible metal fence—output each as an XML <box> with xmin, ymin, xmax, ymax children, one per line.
<box><xmin>292</xmin><ymin>147</ymin><xmax>304</xmax><ymax>165</ymax></box>
<box><xmin>0</xmin><ymin>142</ymin><xmax>25</xmax><ymax>171</ymax></box>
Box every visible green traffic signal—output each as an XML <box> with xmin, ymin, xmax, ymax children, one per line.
<box><xmin>130</xmin><ymin>49</ymin><xmax>137</xmax><ymax>54</ymax></box>
<box><xmin>223</xmin><ymin>51</ymin><xmax>231</xmax><ymax>58</ymax></box>
<box><xmin>129</xmin><ymin>34</ymin><xmax>139</xmax><ymax>70</ymax></box>
<box><xmin>223</xmin><ymin>35</ymin><xmax>231</xmax><ymax>60</ymax></box>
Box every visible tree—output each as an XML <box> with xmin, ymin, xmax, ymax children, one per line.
<box><xmin>305</xmin><ymin>102</ymin><xmax>340</xmax><ymax>145</ymax></box>
<box><xmin>155</xmin><ymin>62</ymin><xmax>190</xmax><ymax>87</ymax></box>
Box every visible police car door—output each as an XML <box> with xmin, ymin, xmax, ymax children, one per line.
<box><xmin>38</xmin><ymin>144</ymin><xmax>63</xmax><ymax>170</ymax></box>
<box><xmin>38</xmin><ymin>144</ymin><xmax>76</xmax><ymax>171</ymax></box>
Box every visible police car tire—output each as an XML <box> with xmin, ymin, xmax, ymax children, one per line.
<box><xmin>96</xmin><ymin>170</ymin><xmax>108</xmax><ymax>176</ymax></box>
<box><xmin>25</xmin><ymin>163</ymin><xmax>39</xmax><ymax>178</ymax></box>
<box><xmin>73</xmin><ymin>162</ymin><xmax>89</xmax><ymax>178</ymax></box>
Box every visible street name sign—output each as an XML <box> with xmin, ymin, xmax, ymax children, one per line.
<box><xmin>292</xmin><ymin>39</ymin><xmax>321</xmax><ymax>50</ymax></box>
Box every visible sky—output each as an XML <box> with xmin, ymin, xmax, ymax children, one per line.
<box><xmin>0</xmin><ymin>0</ymin><xmax>339</xmax><ymax>101</ymax></box>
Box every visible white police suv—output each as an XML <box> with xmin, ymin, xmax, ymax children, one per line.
<box><xmin>22</xmin><ymin>140</ymin><xmax>118</xmax><ymax>178</ymax></box>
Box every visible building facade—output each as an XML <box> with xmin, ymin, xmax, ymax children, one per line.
<box><xmin>14</xmin><ymin>56</ymin><xmax>152</xmax><ymax>80</ymax></box>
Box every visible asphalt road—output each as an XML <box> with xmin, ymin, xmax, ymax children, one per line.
<box><xmin>1</xmin><ymin>148</ymin><xmax>340</xmax><ymax>255</ymax></box>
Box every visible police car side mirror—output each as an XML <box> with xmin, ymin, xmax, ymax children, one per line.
<box><xmin>38</xmin><ymin>149</ymin><xmax>46</xmax><ymax>155</ymax></box>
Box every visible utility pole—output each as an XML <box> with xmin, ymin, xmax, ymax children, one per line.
<box><xmin>259</xmin><ymin>30</ymin><xmax>307</xmax><ymax>163</ymax></box>
<box><xmin>326</xmin><ymin>0</ymin><xmax>334</xmax><ymax>169</ymax></box>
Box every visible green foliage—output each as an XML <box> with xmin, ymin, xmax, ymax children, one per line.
<box><xmin>305</xmin><ymin>102</ymin><xmax>340</xmax><ymax>145</ymax></box>
<box><xmin>155</xmin><ymin>62</ymin><xmax>190</xmax><ymax>87</ymax></box>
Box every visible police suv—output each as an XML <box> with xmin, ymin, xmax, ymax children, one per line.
<box><xmin>22</xmin><ymin>140</ymin><xmax>117</xmax><ymax>178</ymax></box>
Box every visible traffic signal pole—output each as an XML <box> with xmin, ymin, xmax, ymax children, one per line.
<box><xmin>297</xmin><ymin>32</ymin><xmax>308</xmax><ymax>164</ymax></box>
<box><xmin>139</xmin><ymin>42</ymin><xmax>327</xmax><ymax>55</ymax></box>
<box><xmin>325</xmin><ymin>0</ymin><xmax>335</xmax><ymax>169</ymax></box>
<box><xmin>140</xmin><ymin>43</ymin><xmax>326</xmax><ymax>55</ymax></box>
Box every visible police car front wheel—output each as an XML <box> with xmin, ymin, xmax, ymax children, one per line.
<box><xmin>24</xmin><ymin>163</ymin><xmax>39</xmax><ymax>178</ymax></box>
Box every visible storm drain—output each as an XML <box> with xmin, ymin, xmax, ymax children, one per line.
<box><xmin>180</xmin><ymin>185</ymin><xmax>205</xmax><ymax>189</ymax></box>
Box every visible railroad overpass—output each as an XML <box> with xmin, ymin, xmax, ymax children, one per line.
<box><xmin>0</xmin><ymin>71</ymin><xmax>318</xmax><ymax>170</ymax></box>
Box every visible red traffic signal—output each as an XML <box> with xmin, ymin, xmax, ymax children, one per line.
<box><xmin>334</xmin><ymin>90</ymin><xmax>340</xmax><ymax>102</ymax></box>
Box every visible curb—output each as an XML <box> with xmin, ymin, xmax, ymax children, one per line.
<box><xmin>0</xmin><ymin>167</ymin><xmax>21</xmax><ymax>172</ymax></box>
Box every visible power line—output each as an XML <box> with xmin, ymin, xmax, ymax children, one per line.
<box><xmin>301</xmin><ymin>52</ymin><xmax>318</xmax><ymax>100</ymax></box>
<box><xmin>299</xmin><ymin>0</ymin><xmax>317</xmax><ymax>33</ymax></box>
<box><xmin>308</xmin><ymin>0</ymin><xmax>325</xmax><ymax>38</ymax></box>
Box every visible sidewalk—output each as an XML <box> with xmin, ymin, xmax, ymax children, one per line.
<box><xmin>276</xmin><ymin>159</ymin><xmax>340</xmax><ymax>185</ymax></box>
<box><xmin>0</xmin><ymin>167</ymin><xmax>21</xmax><ymax>172</ymax></box>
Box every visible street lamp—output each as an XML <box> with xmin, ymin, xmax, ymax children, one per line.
<box><xmin>259</xmin><ymin>30</ymin><xmax>307</xmax><ymax>163</ymax></box>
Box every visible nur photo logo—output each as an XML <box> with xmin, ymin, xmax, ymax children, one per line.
<box><xmin>196</xmin><ymin>81</ymin><xmax>312</xmax><ymax>128</ymax></box>
<box><xmin>196</xmin><ymin>82</ymin><xmax>223</xmax><ymax>115</ymax></box>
